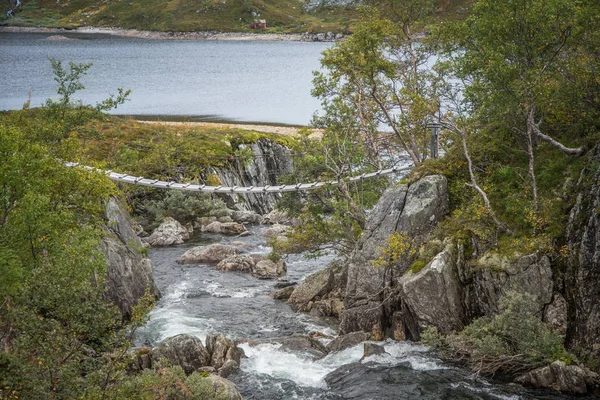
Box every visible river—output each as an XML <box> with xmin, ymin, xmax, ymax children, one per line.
<box><xmin>0</xmin><ymin>32</ymin><xmax>329</xmax><ymax>125</ymax></box>
<box><xmin>2</xmin><ymin>32</ymin><xmax>585</xmax><ymax>399</ymax></box>
<box><xmin>136</xmin><ymin>226</ymin><xmax>576</xmax><ymax>400</ymax></box>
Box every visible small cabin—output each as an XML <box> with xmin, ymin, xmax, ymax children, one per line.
<box><xmin>250</xmin><ymin>20</ymin><xmax>266</xmax><ymax>29</ymax></box>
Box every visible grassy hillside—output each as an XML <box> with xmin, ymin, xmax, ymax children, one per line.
<box><xmin>1</xmin><ymin>0</ymin><xmax>473</xmax><ymax>33</ymax></box>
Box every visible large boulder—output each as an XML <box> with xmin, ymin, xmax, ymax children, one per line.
<box><xmin>152</xmin><ymin>334</ymin><xmax>211</xmax><ymax>375</ymax></box>
<box><xmin>231</xmin><ymin>210</ymin><xmax>263</xmax><ymax>225</ymax></box>
<box><xmin>341</xmin><ymin>175</ymin><xmax>449</xmax><ymax>338</ymax></box>
<box><xmin>515</xmin><ymin>360</ymin><xmax>599</xmax><ymax>395</ymax></box>
<box><xmin>288</xmin><ymin>268</ymin><xmax>334</xmax><ymax>309</ymax></box>
<box><xmin>252</xmin><ymin>259</ymin><xmax>286</xmax><ymax>279</ymax></box>
<box><xmin>326</xmin><ymin>332</ymin><xmax>371</xmax><ymax>353</ymax></box>
<box><xmin>261</xmin><ymin>224</ymin><xmax>290</xmax><ymax>239</ymax></box>
<box><xmin>564</xmin><ymin>144</ymin><xmax>600</xmax><ymax>368</ymax></box>
<box><xmin>146</xmin><ymin>217</ymin><xmax>189</xmax><ymax>247</ymax></box>
<box><xmin>216</xmin><ymin>254</ymin><xmax>261</xmax><ymax>272</ymax></box>
<box><xmin>102</xmin><ymin>197</ymin><xmax>160</xmax><ymax>320</ymax></box>
<box><xmin>177</xmin><ymin>244</ymin><xmax>241</xmax><ymax>264</ymax></box>
<box><xmin>201</xmin><ymin>374</ymin><xmax>243</xmax><ymax>400</ymax></box>
<box><xmin>397</xmin><ymin>244</ymin><xmax>465</xmax><ymax>340</ymax></box>
<box><xmin>470</xmin><ymin>252</ymin><xmax>553</xmax><ymax>318</ymax></box>
<box><xmin>203</xmin><ymin>221</ymin><xmax>248</xmax><ymax>236</ymax></box>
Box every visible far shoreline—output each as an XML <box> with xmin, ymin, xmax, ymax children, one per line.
<box><xmin>0</xmin><ymin>25</ymin><xmax>345</xmax><ymax>42</ymax></box>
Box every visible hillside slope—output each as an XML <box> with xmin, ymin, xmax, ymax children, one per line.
<box><xmin>1</xmin><ymin>0</ymin><xmax>472</xmax><ymax>33</ymax></box>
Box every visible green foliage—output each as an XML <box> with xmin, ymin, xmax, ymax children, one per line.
<box><xmin>372</xmin><ymin>231</ymin><xmax>417</xmax><ymax>270</ymax></box>
<box><xmin>274</xmin><ymin>129</ymin><xmax>388</xmax><ymax>256</ymax></box>
<box><xmin>113</xmin><ymin>365</ymin><xmax>231</xmax><ymax>400</ymax></box>
<box><xmin>0</xmin><ymin>62</ymin><xmax>160</xmax><ymax>400</ymax></box>
<box><xmin>142</xmin><ymin>190</ymin><xmax>229</xmax><ymax>227</ymax></box>
<box><xmin>44</xmin><ymin>58</ymin><xmax>130</xmax><ymax>140</ymax></box>
<box><xmin>423</xmin><ymin>291</ymin><xmax>575</xmax><ymax>376</ymax></box>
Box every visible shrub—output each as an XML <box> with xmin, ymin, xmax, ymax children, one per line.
<box><xmin>422</xmin><ymin>291</ymin><xmax>575</xmax><ymax>377</ymax></box>
<box><xmin>142</xmin><ymin>190</ymin><xmax>230</xmax><ymax>227</ymax></box>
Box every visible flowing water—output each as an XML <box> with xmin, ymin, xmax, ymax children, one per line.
<box><xmin>0</xmin><ymin>32</ymin><xmax>330</xmax><ymax>125</ymax></box>
<box><xmin>136</xmin><ymin>226</ymin><xmax>576</xmax><ymax>400</ymax></box>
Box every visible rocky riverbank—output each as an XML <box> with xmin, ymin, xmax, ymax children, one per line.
<box><xmin>0</xmin><ymin>26</ymin><xmax>346</xmax><ymax>42</ymax></box>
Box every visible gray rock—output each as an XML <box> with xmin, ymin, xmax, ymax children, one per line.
<box><xmin>146</xmin><ymin>217</ymin><xmax>189</xmax><ymax>246</ymax></box>
<box><xmin>564</xmin><ymin>144</ymin><xmax>600</xmax><ymax>367</ymax></box>
<box><xmin>362</xmin><ymin>343</ymin><xmax>387</xmax><ymax>359</ymax></box>
<box><xmin>515</xmin><ymin>360</ymin><xmax>599</xmax><ymax>394</ymax></box>
<box><xmin>341</xmin><ymin>176</ymin><xmax>449</xmax><ymax>339</ymax></box>
<box><xmin>214</xmin><ymin>139</ymin><xmax>294</xmax><ymax>215</ymax></box>
<box><xmin>252</xmin><ymin>259</ymin><xmax>286</xmax><ymax>279</ymax></box>
<box><xmin>202</xmin><ymin>374</ymin><xmax>243</xmax><ymax>400</ymax></box>
<box><xmin>288</xmin><ymin>268</ymin><xmax>334</xmax><ymax>307</ymax></box>
<box><xmin>203</xmin><ymin>221</ymin><xmax>248</xmax><ymax>236</ymax></box>
<box><xmin>231</xmin><ymin>210</ymin><xmax>263</xmax><ymax>225</ymax></box>
<box><xmin>471</xmin><ymin>252</ymin><xmax>553</xmax><ymax>317</ymax></box>
<box><xmin>274</xmin><ymin>281</ymin><xmax>297</xmax><ymax>289</ymax></box>
<box><xmin>152</xmin><ymin>334</ymin><xmax>211</xmax><ymax>375</ymax></box>
<box><xmin>262</xmin><ymin>223</ymin><xmax>290</xmax><ymax>238</ymax></box>
<box><xmin>177</xmin><ymin>244</ymin><xmax>241</xmax><ymax>264</ymax></box>
<box><xmin>246</xmin><ymin>334</ymin><xmax>328</xmax><ymax>359</ymax></box>
<box><xmin>198</xmin><ymin>366</ymin><xmax>216</xmax><ymax>373</ymax></box>
<box><xmin>326</xmin><ymin>332</ymin><xmax>371</xmax><ymax>353</ymax></box>
<box><xmin>273</xmin><ymin>285</ymin><xmax>296</xmax><ymax>300</ymax></box>
<box><xmin>218</xmin><ymin>359</ymin><xmax>239</xmax><ymax>378</ymax></box>
<box><xmin>263</xmin><ymin>210</ymin><xmax>298</xmax><ymax>225</ymax></box>
<box><xmin>216</xmin><ymin>254</ymin><xmax>258</xmax><ymax>272</ymax></box>
<box><xmin>102</xmin><ymin>197</ymin><xmax>160</xmax><ymax>320</ymax></box>
<box><xmin>398</xmin><ymin>244</ymin><xmax>465</xmax><ymax>339</ymax></box>
<box><xmin>225</xmin><ymin>345</ymin><xmax>245</xmax><ymax>365</ymax></box>
<box><xmin>544</xmin><ymin>293</ymin><xmax>568</xmax><ymax>334</ymax></box>
<box><xmin>209</xmin><ymin>334</ymin><xmax>234</xmax><ymax>370</ymax></box>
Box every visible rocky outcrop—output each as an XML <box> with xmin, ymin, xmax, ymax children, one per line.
<box><xmin>102</xmin><ymin>197</ymin><xmax>160</xmax><ymax>320</ymax></box>
<box><xmin>564</xmin><ymin>144</ymin><xmax>600</xmax><ymax>368</ymax></box>
<box><xmin>515</xmin><ymin>360</ymin><xmax>600</xmax><ymax>395</ymax></box>
<box><xmin>397</xmin><ymin>244</ymin><xmax>465</xmax><ymax>340</ymax></box>
<box><xmin>544</xmin><ymin>293</ymin><xmax>568</xmax><ymax>334</ymax></box>
<box><xmin>177</xmin><ymin>244</ymin><xmax>241</xmax><ymax>264</ymax></box>
<box><xmin>202</xmin><ymin>221</ymin><xmax>248</xmax><ymax>236</ymax></box>
<box><xmin>153</xmin><ymin>334</ymin><xmax>211</xmax><ymax>375</ymax></box>
<box><xmin>288</xmin><ymin>268</ymin><xmax>334</xmax><ymax>309</ymax></box>
<box><xmin>146</xmin><ymin>217</ymin><xmax>189</xmax><ymax>246</ymax></box>
<box><xmin>214</xmin><ymin>139</ymin><xmax>293</xmax><ymax>215</ymax></box>
<box><xmin>340</xmin><ymin>175</ymin><xmax>449</xmax><ymax>339</ymax></box>
<box><xmin>146</xmin><ymin>333</ymin><xmax>245</xmax><ymax>380</ymax></box>
<box><xmin>469</xmin><ymin>252</ymin><xmax>553</xmax><ymax>318</ymax></box>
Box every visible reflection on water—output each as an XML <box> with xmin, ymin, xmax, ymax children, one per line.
<box><xmin>0</xmin><ymin>32</ymin><xmax>330</xmax><ymax>125</ymax></box>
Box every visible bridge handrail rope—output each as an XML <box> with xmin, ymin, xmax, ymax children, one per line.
<box><xmin>65</xmin><ymin>162</ymin><xmax>411</xmax><ymax>193</ymax></box>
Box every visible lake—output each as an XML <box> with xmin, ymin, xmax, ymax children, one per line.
<box><xmin>0</xmin><ymin>32</ymin><xmax>331</xmax><ymax>125</ymax></box>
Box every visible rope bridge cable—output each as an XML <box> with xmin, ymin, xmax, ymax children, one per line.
<box><xmin>65</xmin><ymin>162</ymin><xmax>412</xmax><ymax>193</ymax></box>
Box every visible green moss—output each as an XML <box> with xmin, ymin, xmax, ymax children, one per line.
<box><xmin>410</xmin><ymin>260</ymin><xmax>426</xmax><ymax>273</ymax></box>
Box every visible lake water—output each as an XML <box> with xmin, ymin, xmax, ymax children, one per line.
<box><xmin>0</xmin><ymin>32</ymin><xmax>331</xmax><ymax>125</ymax></box>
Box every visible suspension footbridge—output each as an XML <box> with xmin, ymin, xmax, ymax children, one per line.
<box><xmin>66</xmin><ymin>162</ymin><xmax>412</xmax><ymax>193</ymax></box>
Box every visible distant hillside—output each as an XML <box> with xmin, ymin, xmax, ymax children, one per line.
<box><xmin>0</xmin><ymin>0</ymin><xmax>472</xmax><ymax>34</ymax></box>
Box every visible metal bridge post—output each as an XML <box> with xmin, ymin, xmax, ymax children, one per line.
<box><xmin>430</xmin><ymin>125</ymin><xmax>439</xmax><ymax>159</ymax></box>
